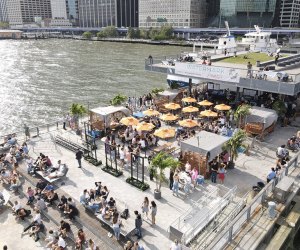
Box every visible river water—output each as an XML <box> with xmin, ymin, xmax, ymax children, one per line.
<box><xmin>0</xmin><ymin>39</ymin><xmax>191</xmax><ymax>135</ymax></box>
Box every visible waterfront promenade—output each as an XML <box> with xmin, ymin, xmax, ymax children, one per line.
<box><xmin>1</xmin><ymin>116</ymin><xmax>299</xmax><ymax>249</ymax></box>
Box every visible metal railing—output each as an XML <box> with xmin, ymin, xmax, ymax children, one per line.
<box><xmin>205</xmin><ymin>151</ymin><xmax>300</xmax><ymax>250</ymax></box>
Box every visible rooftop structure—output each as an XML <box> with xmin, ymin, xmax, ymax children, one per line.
<box><xmin>279</xmin><ymin>0</ymin><xmax>300</xmax><ymax>28</ymax></box>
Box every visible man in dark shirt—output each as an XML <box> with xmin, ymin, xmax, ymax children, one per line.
<box><xmin>210</xmin><ymin>159</ymin><xmax>219</xmax><ymax>183</ymax></box>
<box><xmin>75</xmin><ymin>149</ymin><xmax>83</xmax><ymax>168</ymax></box>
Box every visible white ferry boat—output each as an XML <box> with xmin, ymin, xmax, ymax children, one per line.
<box><xmin>239</xmin><ymin>25</ymin><xmax>279</xmax><ymax>53</ymax></box>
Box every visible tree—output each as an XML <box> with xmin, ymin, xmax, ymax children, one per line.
<box><xmin>135</xmin><ymin>28</ymin><xmax>141</xmax><ymax>39</ymax></box>
<box><xmin>127</xmin><ymin>27</ymin><xmax>135</xmax><ymax>39</ymax></box>
<box><xmin>69</xmin><ymin>103</ymin><xmax>87</xmax><ymax>130</ymax></box>
<box><xmin>159</xmin><ymin>25</ymin><xmax>173</xmax><ymax>39</ymax></box>
<box><xmin>110</xmin><ymin>94</ymin><xmax>127</xmax><ymax>106</ymax></box>
<box><xmin>82</xmin><ymin>31</ymin><xmax>92</xmax><ymax>39</ymax></box>
<box><xmin>149</xmin><ymin>28</ymin><xmax>160</xmax><ymax>40</ymax></box>
<box><xmin>140</xmin><ymin>28</ymin><xmax>150</xmax><ymax>39</ymax></box>
<box><xmin>97</xmin><ymin>31</ymin><xmax>106</xmax><ymax>38</ymax></box>
<box><xmin>272</xmin><ymin>100</ymin><xmax>286</xmax><ymax>117</ymax></box>
<box><xmin>149</xmin><ymin>152</ymin><xmax>180</xmax><ymax>198</ymax></box>
<box><xmin>234</xmin><ymin>104</ymin><xmax>251</xmax><ymax>128</ymax></box>
<box><xmin>0</xmin><ymin>22</ymin><xmax>9</xmax><ymax>29</ymax></box>
<box><xmin>102</xmin><ymin>26</ymin><xmax>118</xmax><ymax>37</ymax></box>
<box><xmin>151</xmin><ymin>88</ymin><xmax>164</xmax><ymax>95</ymax></box>
<box><xmin>223</xmin><ymin>129</ymin><xmax>247</xmax><ymax>168</ymax></box>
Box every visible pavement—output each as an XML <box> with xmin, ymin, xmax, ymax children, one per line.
<box><xmin>2</xmin><ymin>117</ymin><xmax>300</xmax><ymax>250</ymax></box>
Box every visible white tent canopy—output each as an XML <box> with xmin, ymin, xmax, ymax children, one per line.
<box><xmin>157</xmin><ymin>89</ymin><xmax>180</xmax><ymax>100</ymax></box>
<box><xmin>90</xmin><ymin>106</ymin><xmax>131</xmax><ymax>127</ymax></box>
<box><xmin>180</xmin><ymin>131</ymin><xmax>229</xmax><ymax>161</ymax></box>
<box><xmin>246</xmin><ymin>107</ymin><xmax>278</xmax><ymax>129</ymax></box>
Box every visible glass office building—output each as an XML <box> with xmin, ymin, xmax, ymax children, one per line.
<box><xmin>209</xmin><ymin>0</ymin><xmax>277</xmax><ymax>28</ymax></box>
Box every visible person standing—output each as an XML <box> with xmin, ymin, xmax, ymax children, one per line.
<box><xmin>112</xmin><ymin>213</ymin><xmax>121</xmax><ymax>241</ymax></box>
<box><xmin>150</xmin><ymin>201</ymin><xmax>157</xmax><ymax>225</ymax></box>
<box><xmin>169</xmin><ymin>170</ymin><xmax>174</xmax><ymax>190</ymax></box>
<box><xmin>134</xmin><ymin>211</ymin><xmax>143</xmax><ymax>239</ymax></box>
<box><xmin>218</xmin><ymin>164</ymin><xmax>226</xmax><ymax>184</ymax></box>
<box><xmin>76</xmin><ymin>149</ymin><xmax>83</xmax><ymax>168</ymax></box>
<box><xmin>24</xmin><ymin>124</ymin><xmax>30</xmax><ymax>141</ymax></box>
<box><xmin>210</xmin><ymin>159</ymin><xmax>219</xmax><ymax>183</ymax></box>
<box><xmin>274</xmin><ymin>53</ymin><xmax>279</xmax><ymax>65</ymax></box>
<box><xmin>247</xmin><ymin>62</ymin><xmax>252</xmax><ymax>78</ymax></box>
<box><xmin>267</xmin><ymin>168</ymin><xmax>276</xmax><ymax>183</ymax></box>
<box><xmin>172</xmin><ymin>172</ymin><xmax>179</xmax><ymax>196</ymax></box>
<box><xmin>141</xmin><ymin>197</ymin><xmax>149</xmax><ymax>219</ymax></box>
<box><xmin>62</xmin><ymin>114</ymin><xmax>67</xmax><ymax>130</ymax></box>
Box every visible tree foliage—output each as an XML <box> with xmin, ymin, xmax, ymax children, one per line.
<box><xmin>272</xmin><ymin>100</ymin><xmax>286</xmax><ymax>117</ymax></box>
<box><xmin>224</xmin><ymin>129</ymin><xmax>247</xmax><ymax>162</ymax></box>
<box><xmin>69</xmin><ymin>103</ymin><xmax>87</xmax><ymax>129</ymax></box>
<box><xmin>151</xmin><ymin>88</ymin><xmax>164</xmax><ymax>95</ymax></box>
<box><xmin>97</xmin><ymin>26</ymin><xmax>118</xmax><ymax>38</ymax></box>
<box><xmin>234</xmin><ymin>104</ymin><xmax>251</xmax><ymax>128</ymax></box>
<box><xmin>150</xmin><ymin>152</ymin><xmax>180</xmax><ymax>192</ymax></box>
<box><xmin>110</xmin><ymin>93</ymin><xmax>127</xmax><ymax>106</ymax></box>
<box><xmin>82</xmin><ymin>31</ymin><xmax>92</xmax><ymax>39</ymax></box>
<box><xmin>0</xmin><ymin>22</ymin><xmax>9</xmax><ymax>29</ymax></box>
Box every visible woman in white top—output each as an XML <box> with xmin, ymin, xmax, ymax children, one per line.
<box><xmin>112</xmin><ymin>212</ymin><xmax>121</xmax><ymax>241</ymax></box>
<box><xmin>141</xmin><ymin>196</ymin><xmax>149</xmax><ymax>219</ymax></box>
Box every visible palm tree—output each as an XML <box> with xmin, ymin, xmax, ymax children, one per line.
<box><xmin>223</xmin><ymin>129</ymin><xmax>247</xmax><ymax>168</ymax></box>
<box><xmin>234</xmin><ymin>104</ymin><xmax>251</xmax><ymax>128</ymax></box>
<box><xmin>110</xmin><ymin>94</ymin><xmax>127</xmax><ymax>106</ymax></box>
<box><xmin>69</xmin><ymin>103</ymin><xmax>87</xmax><ymax>131</ymax></box>
<box><xmin>149</xmin><ymin>152</ymin><xmax>180</xmax><ymax>199</ymax></box>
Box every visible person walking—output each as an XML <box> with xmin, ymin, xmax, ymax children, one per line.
<box><xmin>76</xmin><ymin>148</ymin><xmax>83</xmax><ymax>168</ymax></box>
<box><xmin>150</xmin><ymin>201</ymin><xmax>157</xmax><ymax>225</ymax></box>
<box><xmin>24</xmin><ymin>124</ymin><xmax>30</xmax><ymax>141</ymax></box>
<box><xmin>135</xmin><ymin>212</ymin><xmax>142</xmax><ymax>239</ymax></box>
<box><xmin>247</xmin><ymin>62</ymin><xmax>253</xmax><ymax>78</ymax></box>
<box><xmin>141</xmin><ymin>197</ymin><xmax>149</xmax><ymax>219</ymax></box>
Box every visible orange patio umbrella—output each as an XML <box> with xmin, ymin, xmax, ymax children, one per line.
<box><xmin>136</xmin><ymin>122</ymin><xmax>155</xmax><ymax>132</ymax></box>
<box><xmin>164</xmin><ymin>102</ymin><xmax>181</xmax><ymax>110</ymax></box>
<box><xmin>200</xmin><ymin>110</ymin><xmax>218</xmax><ymax>117</ymax></box>
<box><xmin>178</xmin><ymin>119</ymin><xmax>198</xmax><ymax>128</ymax></box>
<box><xmin>154</xmin><ymin>127</ymin><xmax>176</xmax><ymax>139</ymax></box>
<box><xmin>198</xmin><ymin>100</ymin><xmax>213</xmax><ymax>106</ymax></box>
<box><xmin>182</xmin><ymin>106</ymin><xmax>199</xmax><ymax>113</ymax></box>
<box><xmin>160</xmin><ymin>113</ymin><xmax>179</xmax><ymax>121</ymax></box>
<box><xmin>214</xmin><ymin>104</ymin><xmax>231</xmax><ymax>111</ymax></box>
<box><xmin>120</xmin><ymin>116</ymin><xmax>139</xmax><ymax>126</ymax></box>
<box><xmin>182</xmin><ymin>97</ymin><xmax>197</xmax><ymax>103</ymax></box>
<box><xmin>143</xmin><ymin>109</ymin><xmax>160</xmax><ymax>117</ymax></box>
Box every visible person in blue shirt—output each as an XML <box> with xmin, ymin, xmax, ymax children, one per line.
<box><xmin>267</xmin><ymin>168</ymin><xmax>276</xmax><ymax>183</ymax></box>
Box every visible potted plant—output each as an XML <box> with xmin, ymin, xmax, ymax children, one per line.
<box><xmin>223</xmin><ymin>129</ymin><xmax>247</xmax><ymax>169</ymax></box>
<box><xmin>69</xmin><ymin>103</ymin><xmax>87</xmax><ymax>135</ymax></box>
<box><xmin>234</xmin><ymin>104</ymin><xmax>251</xmax><ymax>128</ymax></box>
<box><xmin>150</xmin><ymin>152</ymin><xmax>180</xmax><ymax>199</ymax></box>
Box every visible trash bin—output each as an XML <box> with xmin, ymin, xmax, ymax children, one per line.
<box><xmin>256</xmin><ymin>60</ymin><xmax>261</xmax><ymax>67</ymax></box>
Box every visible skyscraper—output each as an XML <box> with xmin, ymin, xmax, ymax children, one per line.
<box><xmin>50</xmin><ymin>0</ymin><xmax>72</xmax><ymax>27</ymax></box>
<box><xmin>6</xmin><ymin>0</ymin><xmax>51</xmax><ymax>27</ymax></box>
<box><xmin>66</xmin><ymin>0</ymin><xmax>79</xmax><ymax>26</ymax></box>
<box><xmin>218</xmin><ymin>0</ymin><xmax>277</xmax><ymax>28</ymax></box>
<box><xmin>0</xmin><ymin>0</ymin><xmax>8</xmax><ymax>22</ymax></box>
<box><xmin>279</xmin><ymin>0</ymin><xmax>300</xmax><ymax>27</ymax></box>
<box><xmin>139</xmin><ymin>0</ymin><xmax>207</xmax><ymax>28</ymax></box>
<box><xmin>78</xmin><ymin>0</ymin><xmax>117</xmax><ymax>28</ymax></box>
<box><xmin>116</xmin><ymin>0</ymin><xmax>138</xmax><ymax>28</ymax></box>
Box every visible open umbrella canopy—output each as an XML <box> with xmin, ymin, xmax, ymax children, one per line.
<box><xmin>178</xmin><ymin>119</ymin><xmax>198</xmax><ymax>128</ymax></box>
<box><xmin>198</xmin><ymin>100</ymin><xmax>213</xmax><ymax>106</ymax></box>
<box><xmin>136</xmin><ymin>122</ymin><xmax>155</xmax><ymax>131</ymax></box>
<box><xmin>182</xmin><ymin>97</ymin><xmax>197</xmax><ymax>103</ymax></box>
<box><xmin>154</xmin><ymin>127</ymin><xmax>176</xmax><ymax>139</ymax></box>
<box><xmin>120</xmin><ymin>116</ymin><xmax>139</xmax><ymax>126</ymax></box>
<box><xmin>143</xmin><ymin>109</ymin><xmax>160</xmax><ymax>117</ymax></box>
<box><xmin>182</xmin><ymin>106</ymin><xmax>199</xmax><ymax>113</ymax></box>
<box><xmin>164</xmin><ymin>102</ymin><xmax>181</xmax><ymax>110</ymax></box>
<box><xmin>214</xmin><ymin>104</ymin><xmax>231</xmax><ymax>111</ymax></box>
<box><xmin>160</xmin><ymin>113</ymin><xmax>179</xmax><ymax>121</ymax></box>
<box><xmin>200</xmin><ymin>110</ymin><xmax>218</xmax><ymax>117</ymax></box>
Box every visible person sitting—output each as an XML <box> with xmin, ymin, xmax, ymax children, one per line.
<box><xmin>16</xmin><ymin>208</ymin><xmax>31</xmax><ymax>220</ymax></box>
<box><xmin>80</xmin><ymin>189</ymin><xmax>90</xmax><ymax>205</ymax></box>
<box><xmin>48</xmin><ymin>163</ymin><xmax>67</xmax><ymax>179</ymax></box>
<box><xmin>75</xmin><ymin>229</ymin><xmax>86</xmax><ymax>249</ymax></box>
<box><xmin>45</xmin><ymin>230</ymin><xmax>59</xmax><ymax>249</ymax></box>
<box><xmin>9</xmin><ymin>173</ymin><xmax>21</xmax><ymax>192</ymax></box>
<box><xmin>63</xmin><ymin>203</ymin><xmax>78</xmax><ymax>220</ymax></box>
<box><xmin>59</xmin><ymin>220</ymin><xmax>71</xmax><ymax>238</ymax></box>
<box><xmin>0</xmin><ymin>168</ymin><xmax>12</xmax><ymax>184</ymax></box>
<box><xmin>35</xmin><ymin>197</ymin><xmax>47</xmax><ymax>211</ymax></box>
<box><xmin>12</xmin><ymin>200</ymin><xmax>22</xmax><ymax>214</ymax></box>
<box><xmin>29</xmin><ymin>221</ymin><xmax>44</xmax><ymax>242</ymax></box>
<box><xmin>267</xmin><ymin>168</ymin><xmax>276</xmax><ymax>183</ymax></box>
<box><xmin>108</xmin><ymin>197</ymin><xmax>116</xmax><ymax>208</ymax></box>
<box><xmin>57</xmin><ymin>195</ymin><xmax>68</xmax><ymax>211</ymax></box>
<box><xmin>45</xmin><ymin>190</ymin><xmax>59</xmax><ymax>205</ymax></box>
<box><xmin>277</xmin><ymin>145</ymin><xmax>289</xmax><ymax>159</ymax></box>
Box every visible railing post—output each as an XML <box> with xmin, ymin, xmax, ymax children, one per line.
<box><xmin>37</xmin><ymin>127</ymin><xmax>39</xmax><ymax>137</ymax></box>
<box><xmin>247</xmin><ymin>207</ymin><xmax>251</xmax><ymax>221</ymax></box>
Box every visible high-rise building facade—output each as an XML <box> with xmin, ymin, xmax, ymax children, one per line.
<box><xmin>0</xmin><ymin>0</ymin><xmax>8</xmax><ymax>22</ymax></box>
<box><xmin>139</xmin><ymin>0</ymin><xmax>207</xmax><ymax>28</ymax></box>
<box><xmin>218</xmin><ymin>0</ymin><xmax>277</xmax><ymax>28</ymax></box>
<box><xmin>116</xmin><ymin>0</ymin><xmax>138</xmax><ymax>27</ymax></box>
<box><xmin>66</xmin><ymin>0</ymin><xmax>79</xmax><ymax>25</ymax></box>
<box><xmin>279</xmin><ymin>0</ymin><xmax>300</xmax><ymax>27</ymax></box>
<box><xmin>78</xmin><ymin>0</ymin><xmax>116</xmax><ymax>27</ymax></box>
<box><xmin>49</xmin><ymin>0</ymin><xmax>72</xmax><ymax>27</ymax></box>
<box><xmin>6</xmin><ymin>0</ymin><xmax>51</xmax><ymax>27</ymax></box>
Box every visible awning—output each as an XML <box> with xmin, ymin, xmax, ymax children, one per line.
<box><xmin>180</xmin><ymin>131</ymin><xmax>229</xmax><ymax>160</ymax></box>
<box><xmin>246</xmin><ymin>106</ymin><xmax>278</xmax><ymax>128</ymax></box>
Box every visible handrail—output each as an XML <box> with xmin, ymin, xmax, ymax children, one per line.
<box><xmin>206</xmin><ymin>151</ymin><xmax>300</xmax><ymax>250</ymax></box>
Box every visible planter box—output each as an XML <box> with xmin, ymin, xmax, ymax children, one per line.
<box><xmin>102</xmin><ymin>166</ymin><xmax>123</xmax><ymax>177</ymax></box>
<box><xmin>126</xmin><ymin>177</ymin><xmax>149</xmax><ymax>191</ymax></box>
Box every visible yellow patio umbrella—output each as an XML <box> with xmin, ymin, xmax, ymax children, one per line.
<box><xmin>154</xmin><ymin>127</ymin><xmax>176</xmax><ymax>139</ymax></box>
<box><xmin>164</xmin><ymin>102</ymin><xmax>181</xmax><ymax>110</ymax></box>
<box><xmin>160</xmin><ymin>113</ymin><xmax>179</xmax><ymax>121</ymax></box>
<box><xmin>200</xmin><ymin>110</ymin><xmax>218</xmax><ymax>117</ymax></box>
<box><xmin>120</xmin><ymin>116</ymin><xmax>139</xmax><ymax>126</ymax></box>
<box><xmin>182</xmin><ymin>106</ymin><xmax>199</xmax><ymax>113</ymax></box>
<box><xmin>143</xmin><ymin>109</ymin><xmax>160</xmax><ymax>117</ymax></box>
<box><xmin>136</xmin><ymin>122</ymin><xmax>155</xmax><ymax>132</ymax></box>
<box><xmin>214</xmin><ymin>104</ymin><xmax>231</xmax><ymax>111</ymax></box>
<box><xmin>182</xmin><ymin>97</ymin><xmax>197</xmax><ymax>103</ymax></box>
<box><xmin>178</xmin><ymin>119</ymin><xmax>198</xmax><ymax>128</ymax></box>
<box><xmin>198</xmin><ymin>100</ymin><xmax>213</xmax><ymax>106</ymax></box>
